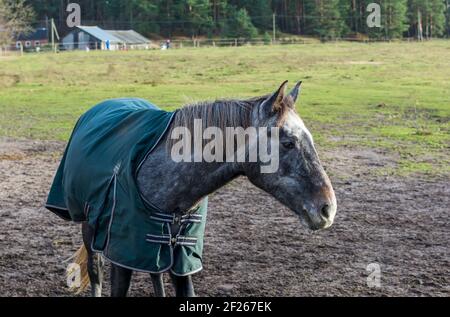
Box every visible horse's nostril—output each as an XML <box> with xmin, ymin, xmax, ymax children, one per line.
<box><xmin>320</xmin><ymin>204</ymin><xmax>330</xmax><ymax>219</ymax></box>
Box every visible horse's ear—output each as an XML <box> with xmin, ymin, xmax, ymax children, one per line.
<box><xmin>289</xmin><ymin>81</ymin><xmax>302</xmax><ymax>103</ymax></box>
<box><xmin>260</xmin><ymin>81</ymin><xmax>288</xmax><ymax>117</ymax></box>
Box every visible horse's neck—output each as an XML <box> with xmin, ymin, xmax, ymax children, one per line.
<box><xmin>136</xmin><ymin>133</ymin><xmax>242</xmax><ymax>213</ymax></box>
<box><xmin>137</xmin><ymin>99</ymin><xmax>260</xmax><ymax>213</ymax></box>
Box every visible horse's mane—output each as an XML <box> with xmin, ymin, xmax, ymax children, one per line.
<box><xmin>171</xmin><ymin>98</ymin><xmax>260</xmax><ymax>133</ymax></box>
<box><xmin>166</xmin><ymin>94</ymin><xmax>294</xmax><ymax>149</ymax></box>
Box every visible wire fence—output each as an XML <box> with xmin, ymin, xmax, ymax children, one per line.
<box><xmin>1</xmin><ymin>35</ymin><xmax>433</xmax><ymax>56</ymax></box>
<box><xmin>167</xmin><ymin>37</ymin><xmax>307</xmax><ymax>48</ymax></box>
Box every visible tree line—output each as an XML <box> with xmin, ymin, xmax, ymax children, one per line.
<box><xmin>0</xmin><ymin>0</ymin><xmax>35</xmax><ymax>48</ymax></box>
<box><xmin>3</xmin><ymin>0</ymin><xmax>450</xmax><ymax>41</ymax></box>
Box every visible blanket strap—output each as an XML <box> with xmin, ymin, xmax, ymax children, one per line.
<box><xmin>145</xmin><ymin>234</ymin><xmax>198</xmax><ymax>247</ymax></box>
<box><xmin>149</xmin><ymin>211</ymin><xmax>202</xmax><ymax>224</ymax></box>
<box><xmin>146</xmin><ymin>206</ymin><xmax>203</xmax><ymax>247</ymax></box>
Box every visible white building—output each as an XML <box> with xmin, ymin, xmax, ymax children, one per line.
<box><xmin>62</xmin><ymin>26</ymin><xmax>150</xmax><ymax>51</ymax></box>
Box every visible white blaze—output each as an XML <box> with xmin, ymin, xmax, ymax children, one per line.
<box><xmin>284</xmin><ymin>110</ymin><xmax>315</xmax><ymax>146</ymax></box>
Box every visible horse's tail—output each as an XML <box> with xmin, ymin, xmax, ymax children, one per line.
<box><xmin>66</xmin><ymin>244</ymin><xmax>90</xmax><ymax>294</ymax></box>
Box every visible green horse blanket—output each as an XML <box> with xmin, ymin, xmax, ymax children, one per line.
<box><xmin>46</xmin><ymin>98</ymin><xmax>208</xmax><ymax>276</ymax></box>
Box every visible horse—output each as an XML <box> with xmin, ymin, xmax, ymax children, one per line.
<box><xmin>54</xmin><ymin>80</ymin><xmax>337</xmax><ymax>297</ymax></box>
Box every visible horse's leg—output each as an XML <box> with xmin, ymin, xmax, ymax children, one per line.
<box><xmin>81</xmin><ymin>222</ymin><xmax>104</xmax><ymax>297</ymax></box>
<box><xmin>170</xmin><ymin>273</ymin><xmax>195</xmax><ymax>297</ymax></box>
<box><xmin>110</xmin><ymin>264</ymin><xmax>133</xmax><ymax>297</ymax></box>
<box><xmin>150</xmin><ymin>273</ymin><xmax>166</xmax><ymax>297</ymax></box>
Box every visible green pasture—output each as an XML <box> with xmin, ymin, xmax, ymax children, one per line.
<box><xmin>0</xmin><ymin>41</ymin><xmax>449</xmax><ymax>176</ymax></box>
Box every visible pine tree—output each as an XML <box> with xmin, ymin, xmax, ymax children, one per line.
<box><xmin>185</xmin><ymin>0</ymin><xmax>214</xmax><ymax>37</ymax></box>
<box><xmin>445</xmin><ymin>0</ymin><xmax>450</xmax><ymax>37</ymax></box>
<box><xmin>223</xmin><ymin>6</ymin><xmax>258</xmax><ymax>39</ymax></box>
<box><xmin>428</xmin><ymin>0</ymin><xmax>447</xmax><ymax>37</ymax></box>
<box><xmin>211</xmin><ymin>0</ymin><xmax>228</xmax><ymax>34</ymax></box>
<box><xmin>132</xmin><ymin>0</ymin><xmax>160</xmax><ymax>35</ymax></box>
<box><xmin>408</xmin><ymin>0</ymin><xmax>446</xmax><ymax>39</ymax></box>
<box><xmin>373</xmin><ymin>0</ymin><xmax>408</xmax><ymax>39</ymax></box>
<box><xmin>0</xmin><ymin>0</ymin><xmax>35</xmax><ymax>48</ymax></box>
<box><xmin>304</xmin><ymin>0</ymin><xmax>345</xmax><ymax>39</ymax></box>
<box><xmin>244</xmin><ymin>0</ymin><xmax>272</xmax><ymax>31</ymax></box>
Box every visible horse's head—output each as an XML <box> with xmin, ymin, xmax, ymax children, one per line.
<box><xmin>244</xmin><ymin>81</ymin><xmax>337</xmax><ymax>230</ymax></box>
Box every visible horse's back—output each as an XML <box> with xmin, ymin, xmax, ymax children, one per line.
<box><xmin>46</xmin><ymin>98</ymin><xmax>173</xmax><ymax>222</ymax></box>
<box><xmin>80</xmin><ymin>98</ymin><xmax>161</xmax><ymax>123</ymax></box>
<box><xmin>91</xmin><ymin>98</ymin><xmax>161</xmax><ymax>112</ymax></box>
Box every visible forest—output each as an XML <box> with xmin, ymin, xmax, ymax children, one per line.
<box><xmin>26</xmin><ymin>0</ymin><xmax>450</xmax><ymax>39</ymax></box>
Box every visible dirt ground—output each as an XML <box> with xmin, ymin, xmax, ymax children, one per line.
<box><xmin>0</xmin><ymin>137</ymin><xmax>448</xmax><ymax>297</ymax></box>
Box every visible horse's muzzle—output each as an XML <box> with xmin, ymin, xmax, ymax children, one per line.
<box><xmin>301</xmin><ymin>197</ymin><xmax>336</xmax><ymax>231</ymax></box>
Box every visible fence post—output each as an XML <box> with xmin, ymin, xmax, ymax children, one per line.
<box><xmin>273</xmin><ymin>13</ymin><xmax>276</xmax><ymax>43</ymax></box>
<box><xmin>235</xmin><ymin>38</ymin><xmax>237</xmax><ymax>47</ymax></box>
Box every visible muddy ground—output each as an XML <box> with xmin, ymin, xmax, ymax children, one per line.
<box><xmin>0</xmin><ymin>137</ymin><xmax>448</xmax><ymax>297</ymax></box>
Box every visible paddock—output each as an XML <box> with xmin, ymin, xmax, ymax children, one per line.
<box><xmin>0</xmin><ymin>42</ymin><xmax>448</xmax><ymax>296</ymax></box>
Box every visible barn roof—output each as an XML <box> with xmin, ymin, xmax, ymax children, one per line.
<box><xmin>105</xmin><ymin>30</ymin><xmax>150</xmax><ymax>44</ymax></box>
<box><xmin>76</xmin><ymin>26</ymin><xmax>121</xmax><ymax>43</ymax></box>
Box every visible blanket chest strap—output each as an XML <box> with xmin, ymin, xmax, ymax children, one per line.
<box><xmin>149</xmin><ymin>211</ymin><xmax>202</xmax><ymax>224</ymax></box>
<box><xmin>145</xmin><ymin>234</ymin><xmax>198</xmax><ymax>247</ymax></box>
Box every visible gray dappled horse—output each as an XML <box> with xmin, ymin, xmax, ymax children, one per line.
<box><xmin>73</xmin><ymin>81</ymin><xmax>336</xmax><ymax>297</ymax></box>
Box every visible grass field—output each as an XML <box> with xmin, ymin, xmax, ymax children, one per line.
<box><xmin>0</xmin><ymin>41</ymin><xmax>449</xmax><ymax>175</ymax></box>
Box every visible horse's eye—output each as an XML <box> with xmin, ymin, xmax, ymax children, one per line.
<box><xmin>282</xmin><ymin>142</ymin><xmax>295</xmax><ymax>149</ymax></box>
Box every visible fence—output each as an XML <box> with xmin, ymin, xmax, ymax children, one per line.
<box><xmin>2</xmin><ymin>36</ymin><xmax>434</xmax><ymax>55</ymax></box>
<box><xmin>57</xmin><ymin>37</ymin><xmax>309</xmax><ymax>51</ymax></box>
<box><xmin>167</xmin><ymin>37</ymin><xmax>309</xmax><ymax>48</ymax></box>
